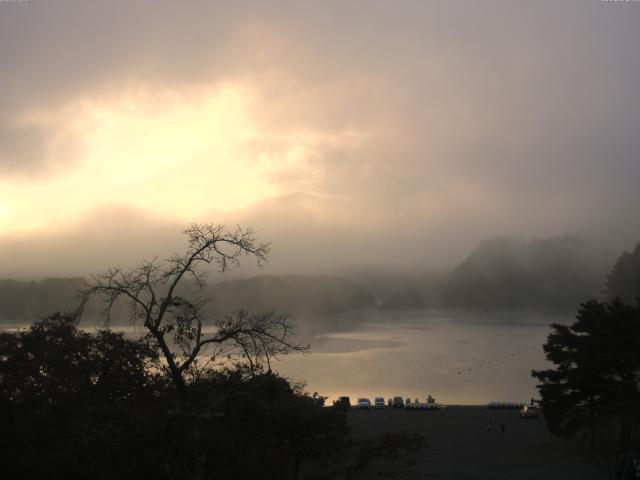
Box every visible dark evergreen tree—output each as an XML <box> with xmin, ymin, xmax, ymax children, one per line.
<box><xmin>532</xmin><ymin>299</ymin><xmax>640</xmax><ymax>449</ymax></box>
<box><xmin>606</xmin><ymin>242</ymin><xmax>640</xmax><ymax>303</ymax></box>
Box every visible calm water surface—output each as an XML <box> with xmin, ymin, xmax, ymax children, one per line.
<box><xmin>273</xmin><ymin>311</ymin><xmax>555</xmax><ymax>405</ymax></box>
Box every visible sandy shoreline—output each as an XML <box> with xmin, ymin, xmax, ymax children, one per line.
<box><xmin>348</xmin><ymin>406</ymin><xmax>600</xmax><ymax>479</ymax></box>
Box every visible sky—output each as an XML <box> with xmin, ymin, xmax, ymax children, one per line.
<box><xmin>0</xmin><ymin>0</ymin><xmax>639</xmax><ymax>278</ymax></box>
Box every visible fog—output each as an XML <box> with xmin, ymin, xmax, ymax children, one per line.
<box><xmin>1</xmin><ymin>1</ymin><xmax>639</xmax><ymax>279</ymax></box>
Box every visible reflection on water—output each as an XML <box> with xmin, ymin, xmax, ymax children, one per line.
<box><xmin>311</xmin><ymin>335</ymin><xmax>405</xmax><ymax>354</ymax></box>
<box><xmin>272</xmin><ymin>312</ymin><xmax>555</xmax><ymax>405</ymax></box>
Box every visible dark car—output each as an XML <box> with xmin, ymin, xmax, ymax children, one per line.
<box><xmin>333</xmin><ymin>396</ymin><xmax>351</xmax><ymax>411</ymax></box>
<box><xmin>392</xmin><ymin>396</ymin><xmax>405</xmax><ymax>408</ymax></box>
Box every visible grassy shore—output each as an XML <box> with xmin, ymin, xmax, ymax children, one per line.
<box><xmin>348</xmin><ymin>406</ymin><xmax>600</xmax><ymax>479</ymax></box>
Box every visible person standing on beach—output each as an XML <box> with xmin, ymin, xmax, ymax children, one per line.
<box><xmin>486</xmin><ymin>418</ymin><xmax>493</xmax><ymax>431</ymax></box>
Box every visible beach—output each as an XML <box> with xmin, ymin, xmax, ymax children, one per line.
<box><xmin>348</xmin><ymin>406</ymin><xmax>600</xmax><ymax>479</ymax></box>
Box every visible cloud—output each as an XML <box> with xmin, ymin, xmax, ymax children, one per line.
<box><xmin>0</xmin><ymin>1</ymin><xmax>639</xmax><ymax>276</ymax></box>
<box><xmin>0</xmin><ymin>119</ymin><xmax>50</xmax><ymax>175</ymax></box>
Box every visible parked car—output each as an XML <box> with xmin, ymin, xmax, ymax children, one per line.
<box><xmin>357</xmin><ymin>398</ymin><xmax>372</xmax><ymax>409</ymax></box>
<box><xmin>392</xmin><ymin>396</ymin><xmax>404</xmax><ymax>408</ymax></box>
<box><xmin>333</xmin><ymin>396</ymin><xmax>351</xmax><ymax>411</ymax></box>
<box><xmin>520</xmin><ymin>405</ymin><xmax>539</xmax><ymax>418</ymax></box>
<box><xmin>488</xmin><ymin>401</ymin><xmax>523</xmax><ymax>409</ymax></box>
<box><xmin>374</xmin><ymin>397</ymin><xmax>386</xmax><ymax>408</ymax></box>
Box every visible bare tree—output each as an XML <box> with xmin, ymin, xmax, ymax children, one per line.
<box><xmin>78</xmin><ymin>223</ymin><xmax>308</xmax><ymax>399</ymax></box>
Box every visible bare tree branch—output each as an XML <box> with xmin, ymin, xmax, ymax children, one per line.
<box><xmin>77</xmin><ymin>223</ymin><xmax>305</xmax><ymax>402</ymax></box>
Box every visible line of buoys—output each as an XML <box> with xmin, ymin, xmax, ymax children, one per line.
<box><xmin>455</xmin><ymin>345</ymin><xmax>539</xmax><ymax>376</ymax></box>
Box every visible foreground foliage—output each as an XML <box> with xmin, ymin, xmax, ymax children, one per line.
<box><xmin>0</xmin><ymin>315</ymin><xmax>424</xmax><ymax>479</ymax></box>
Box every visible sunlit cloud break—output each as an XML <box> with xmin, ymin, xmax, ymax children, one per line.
<box><xmin>0</xmin><ymin>80</ymin><xmax>366</xmax><ymax>234</ymax></box>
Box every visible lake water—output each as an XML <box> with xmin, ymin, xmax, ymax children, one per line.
<box><xmin>1</xmin><ymin>309</ymin><xmax>561</xmax><ymax>405</ymax></box>
<box><xmin>272</xmin><ymin>310</ymin><xmax>557</xmax><ymax>405</ymax></box>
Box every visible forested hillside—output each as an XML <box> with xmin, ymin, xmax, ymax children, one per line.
<box><xmin>606</xmin><ymin>241</ymin><xmax>640</xmax><ymax>303</ymax></box>
<box><xmin>0</xmin><ymin>278</ymin><xmax>86</xmax><ymax>322</ymax></box>
<box><xmin>444</xmin><ymin>235</ymin><xmax>610</xmax><ymax>310</ymax></box>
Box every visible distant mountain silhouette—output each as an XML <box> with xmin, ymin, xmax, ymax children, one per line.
<box><xmin>0</xmin><ymin>234</ymin><xmax>625</xmax><ymax>322</ymax></box>
<box><xmin>0</xmin><ymin>274</ymin><xmax>373</xmax><ymax>324</ymax></box>
<box><xmin>444</xmin><ymin>235</ymin><xmax>609</xmax><ymax>310</ymax></box>
<box><xmin>0</xmin><ymin>278</ymin><xmax>86</xmax><ymax>322</ymax></box>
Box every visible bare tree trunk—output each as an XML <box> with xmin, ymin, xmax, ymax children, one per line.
<box><xmin>149</xmin><ymin>325</ymin><xmax>187</xmax><ymax>399</ymax></box>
